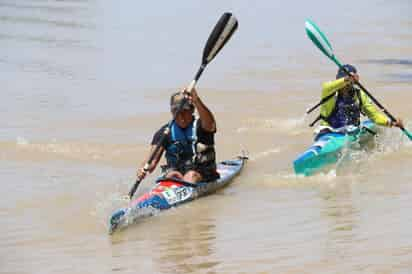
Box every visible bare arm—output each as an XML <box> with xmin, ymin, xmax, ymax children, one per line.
<box><xmin>186</xmin><ymin>87</ymin><xmax>216</xmax><ymax>132</ymax></box>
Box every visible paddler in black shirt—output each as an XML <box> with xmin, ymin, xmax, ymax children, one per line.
<box><xmin>136</xmin><ymin>87</ymin><xmax>219</xmax><ymax>183</ymax></box>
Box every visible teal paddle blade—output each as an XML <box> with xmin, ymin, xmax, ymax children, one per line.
<box><xmin>305</xmin><ymin>19</ymin><xmax>342</xmax><ymax>67</ymax></box>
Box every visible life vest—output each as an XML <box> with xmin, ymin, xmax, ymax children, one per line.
<box><xmin>310</xmin><ymin>88</ymin><xmax>364</xmax><ymax>128</ymax></box>
<box><xmin>326</xmin><ymin>90</ymin><xmax>362</xmax><ymax>128</ymax></box>
<box><xmin>165</xmin><ymin>118</ymin><xmax>216</xmax><ymax>171</ymax></box>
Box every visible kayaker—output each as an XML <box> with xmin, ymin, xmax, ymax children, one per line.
<box><xmin>311</xmin><ymin>64</ymin><xmax>404</xmax><ymax>135</ymax></box>
<box><xmin>136</xmin><ymin>87</ymin><xmax>219</xmax><ymax>183</ymax></box>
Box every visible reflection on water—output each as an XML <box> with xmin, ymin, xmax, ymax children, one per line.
<box><xmin>156</xmin><ymin>219</ymin><xmax>218</xmax><ymax>274</ymax></box>
<box><xmin>361</xmin><ymin>59</ymin><xmax>412</xmax><ymax>82</ymax></box>
<box><xmin>362</xmin><ymin>58</ymin><xmax>412</xmax><ymax>66</ymax></box>
<box><xmin>0</xmin><ymin>1</ymin><xmax>88</xmax><ymax>13</ymax></box>
<box><xmin>0</xmin><ymin>15</ymin><xmax>94</xmax><ymax>29</ymax></box>
<box><xmin>320</xmin><ymin>183</ymin><xmax>359</xmax><ymax>264</ymax></box>
<box><xmin>0</xmin><ymin>33</ymin><xmax>94</xmax><ymax>49</ymax></box>
<box><xmin>107</xmin><ymin>203</ymin><xmax>221</xmax><ymax>273</ymax></box>
<box><xmin>386</xmin><ymin>73</ymin><xmax>412</xmax><ymax>83</ymax></box>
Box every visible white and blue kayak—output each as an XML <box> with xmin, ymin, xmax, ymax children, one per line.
<box><xmin>293</xmin><ymin>120</ymin><xmax>378</xmax><ymax>176</ymax></box>
<box><xmin>109</xmin><ymin>156</ymin><xmax>247</xmax><ymax>234</ymax></box>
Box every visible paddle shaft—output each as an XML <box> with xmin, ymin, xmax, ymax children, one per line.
<box><xmin>306</xmin><ymin>92</ymin><xmax>336</xmax><ymax>114</ymax></box>
<box><xmin>188</xmin><ymin>65</ymin><xmax>206</xmax><ymax>91</ymax></box>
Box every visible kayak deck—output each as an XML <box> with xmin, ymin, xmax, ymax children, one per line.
<box><xmin>293</xmin><ymin>120</ymin><xmax>377</xmax><ymax>176</ymax></box>
<box><xmin>109</xmin><ymin>156</ymin><xmax>247</xmax><ymax>234</ymax></box>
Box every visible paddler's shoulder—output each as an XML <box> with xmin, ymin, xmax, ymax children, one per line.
<box><xmin>321</xmin><ymin>77</ymin><xmax>346</xmax><ymax>90</ymax></box>
<box><xmin>152</xmin><ymin>123</ymin><xmax>170</xmax><ymax>137</ymax></box>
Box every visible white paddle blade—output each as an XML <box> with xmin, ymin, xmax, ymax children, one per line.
<box><xmin>202</xmin><ymin>12</ymin><xmax>238</xmax><ymax>65</ymax></box>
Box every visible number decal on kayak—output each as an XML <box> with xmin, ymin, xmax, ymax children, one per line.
<box><xmin>162</xmin><ymin>186</ymin><xmax>193</xmax><ymax>205</ymax></box>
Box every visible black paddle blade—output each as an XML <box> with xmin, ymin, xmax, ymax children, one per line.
<box><xmin>202</xmin><ymin>12</ymin><xmax>238</xmax><ymax>66</ymax></box>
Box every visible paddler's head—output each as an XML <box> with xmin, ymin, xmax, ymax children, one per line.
<box><xmin>336</xmin><ymin>64</ymin><xmax>358</xmax><ymax>97</ymax></box>
<box><xmin>170</xmin><ymin>91</ymin><xmax>194</xmax><ymax>128</ymax></box>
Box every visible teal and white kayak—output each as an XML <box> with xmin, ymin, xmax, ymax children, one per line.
<box><xmin>109</xmin><ymin>156</ymin><xmax>247</xmax><ymax>234</ymax></box>
<box><xmin>293</xmin><ymin>120</ymin><xmax>377</xmax><ymax>176</ymax></box>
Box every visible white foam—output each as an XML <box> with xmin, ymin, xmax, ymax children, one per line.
<box><xmin>276</xmin><ymin>115</ymin><xmax>307</xmax><ymax>132</ymax></box>
<box><xmin>250</xmin><ymin>148</ymin><xmax>281</xmax><ymax>161</ymax></box>
<box><xmin>284</xmin><ymin>169</ymin><xmax>337</xmax><ymax>182</ymax></box>
<box><xmin>91</xmin><ymin>178</ymin><xmax>132</xmax><ymax>228</ymax></box>
<box><xmin>236</xmin><ymin>115</ymin><xmax>308</xmax><ymax>134</ymax></box>
<box><xmin>16</xmin><ymin>136</ymin><xmax>29</xmax><ymax>145</ymax></box>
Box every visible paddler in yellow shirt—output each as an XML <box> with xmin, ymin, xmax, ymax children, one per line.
<box><xmin>310</xmin><ymin>64</ymin><xmax>404</xmax><ymax>136</ymax></box>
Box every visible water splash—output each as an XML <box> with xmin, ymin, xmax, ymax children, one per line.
<box><xmin>277</xmin><ymin>115</ymin><xmax>308</xmax><ymax>133</ymax></box>
<box><xmin>374</xmin><ymin>126</ymin><xmax>407</xmax><ymax>154</ymax></box>
<box><xmin>249</xmin><ymin>148</ymin><xmax>281</xmax><ymax>161</ymax></box>
<box><xmin>91</xmin><ymin>178</ymin><xmax>132</xmax><ymax>229</ymax></box>
<box><xmin>282</xmin><ymin>169</ymin><xmax>337</xmax><ymax>182</ymax></box>
<box><xmin>16</xmin><ymin>136</ymin><xmax>29</xmax><ymax>145</ymax></box>
<box><xmin>333</xmin><ymin>125</ymin><xmax>410</xmax><ymax>174</ymax></box>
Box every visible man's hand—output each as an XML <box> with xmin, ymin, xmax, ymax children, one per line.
<box><xmin>389</xmin><ymin>117</ymin><xmax>404</xmax><ymax>128</ymax></box>
<box><xmin>136</xmin><ymin>167</ymin><xmax>147</xmax><ymax>180</ymax></box>
<box><xmin>344</xmin><ymin>72</ymin><xmax>359</xmax><ymax>84</ymax></box>
<box><xmin>183</xmin><ymin>87</ymin><xmax>200</xmax><ymax>106</ymax></box>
